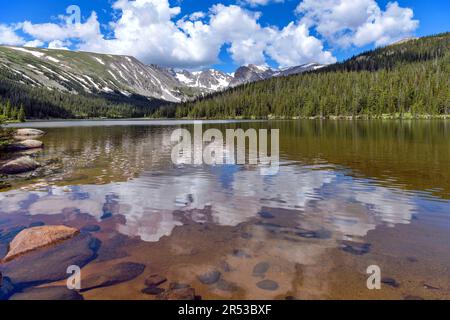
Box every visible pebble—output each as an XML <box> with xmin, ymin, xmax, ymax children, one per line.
<box><xmin>198</xmin><ymin>270</ymin><xmax>221</xmax><ymax>285</ymax></box>
<box><xmin>341</xmin><ymin>242</ymin><xmax>371</xmax><ymax>255</ymax></box>
<box><xmin>381</xmin><ymin>278</ymin><xmax>400</xmax><ymax>288</ymax></box>
<box><xmin>252</xmin><ymin>262</ymin><xmax>270</xmax><ymax>277</ymax></box>
<box><xmin>142</xmin><ymin>286</ymin><xmax>165</xmax><ymax>295</ymax></box>
<box><xmin>256</xmin><ymin>279</ymin><xmax>279</xmax><ymax>291</ymax></box>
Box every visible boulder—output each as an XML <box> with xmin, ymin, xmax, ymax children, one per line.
<box><xmin>0</xmin><ymin>156</ymin><xmax>40</xmax><ymax>174</ymax></box>
<box><xmin>14</xmin><ymin>129</ymin><xmax>45</xmax><ymax>138</ymax></box>
<box><xmin>8</xmin><ymin>139</ymin><xmax>43</xmax><ymax>151</ymax></box>
<box><xmin>10</xmin><ymin>286</ymin><xmax>83</xmax><ymax>300</ymax></box>
<box><xmin>80</xmin><ymin>262</ymin><xmax>146</xmax><ymax>292</ymax></box>
<box><xmin>3</xmin><ymin>225</ymin><xmax>79</xmax><ymax>262</ymax></box>
<box><xmin>1</xmin><ymin>233</ymin><xmax>100</xmax><ymax>289</ymax></box>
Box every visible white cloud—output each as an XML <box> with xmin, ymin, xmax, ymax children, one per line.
<box><xmin>5</xmin><ymin>0</ymin><xmax>335</xmax><ymax>68</ymax></box>
<box><xmin>239</xmin><ymin>0</ymin><xmax>284</xmax><ymax>7</ymax></box>
<box><xmin>21</xmin><ymin>12</ymin><xmax>102</xmax><ymax>43</ymax></box>
<box><xmin>48</xmin><ymin>40</ymin><xmax>71</xmax><ymax>50</ymax></box>
<box><xmin>24</xmin><ymin>39</ymin><xmax>44</xmax><ymax>48</ymax></box>
<box><xmin>267</xmin><ymin>22</ymin><xmax>336</xmax><ymax>66</ymax></box>
<box><xmin>296</xmin><ymin>0</ymin><xmax>418</xmax><ymax>47</ymax></box>
<box><xmin>0</xmin><ymin>24</ymin><xmax>25</xmax><ymax>46</ymax></box>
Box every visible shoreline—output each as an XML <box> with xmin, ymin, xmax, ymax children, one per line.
<box><xmin>2</xmin><ymin>114</ymin><xmax>450</xmax><ymax>125</ymax></box>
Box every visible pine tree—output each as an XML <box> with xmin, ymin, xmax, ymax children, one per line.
<box><xmin>17</xmin><ymin>104</ymin><xmax>26</xmax><ymax>122</ymax></box>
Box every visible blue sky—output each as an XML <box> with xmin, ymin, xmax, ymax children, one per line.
<box><xmin>0</xmin><ymin>0</ymin><xmax>449</xmax><ymax>72</ymax></box>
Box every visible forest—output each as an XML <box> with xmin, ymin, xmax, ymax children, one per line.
<box><xmin>0</xmin><ymin>72</ymin><xmax>162</xmax><ymax>119</ymax></box>
<box><xmin>154</xmin><ymin>32</ymin><xmax>450</xmax><ymax>119</ymax></box>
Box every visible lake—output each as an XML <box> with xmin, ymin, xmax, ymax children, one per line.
<box><xmin>1</xmin><ymin>119</ymin><xmax>450</xmax><ymax>300</ymax></box>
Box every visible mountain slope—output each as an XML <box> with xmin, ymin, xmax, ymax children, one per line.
<box><xmin>155</xmin><ymin>32</ymin><xmax>450</xmax><ymax>119</ymax></box>
<box><xmin>229</xmin><ymin>63</ymin><xmax>325</xmax><ymax>87</ymax></box>
<box><xmin>171</xmin><ymin>69</ymin><xmax>233</xmax><ymax>93</ymax></box>
<box><xmin>0</xmin><ymin>46</ymin><xmax>184</xmax><ymax>103</ymax></box>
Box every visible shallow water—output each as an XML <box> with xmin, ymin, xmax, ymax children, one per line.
<box><xmin>1</xmin><ymin>120</ymin><xmax>450</xmax><ymax>300</ymax></box>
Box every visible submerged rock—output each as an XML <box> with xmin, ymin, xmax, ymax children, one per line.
<box><xmin>81</xmin><ymin>225</ymin><xmax>101</xmax><ymax>233</ymax></box>
<box><xmin>197</xmin><ymin>270</ymin><xmax>221</xmax><ymax>285</ymax></box>
<box><xmin>381</xmin><ymin>277</ymin><xmax>400</xmax><ymax>288</ymax></box>
<box><xmin>157</xmin><ymin>287</ymin><xmax>196</xmax><ymax>300</ymax></box>
<box><xmin>1</xmin><ymin>233</ymin><xmax>100</xmax><ymax>289</ymax></box>
<box><xmin>0</xmin><ymin>156</ymin><xmax>40</xmax><ymax>174</ymax></box>
<box><xmin>216</xmin><ymin>279</ymin><xmax>238</xmax><ymax>292</ymax></box>
<box><xmin>145</xmin><ymin>274</ymin><xmax>167</xmax><ymax>287</ymax></box>
<box><xmin>3</xmin><ymin>225</ymin><xmax>79</xmax><ymax>262</ymax></box>
<box><xmin>80</xmin><ymin>262</ymin><xmax>146</xmax><ymax>292</ymax></box>
<box><xmin>252</xmin><ymin>262</ymin><xmax>270</xmax><ymax>277</ymax></box>
<box><xmin>142</xmin><ymin>286</ymin><xmax>165</xmax><ymax>295</ymax></box>
<box><xmin>10</xmin><ymin>286</ymin><xmax>83</xmax><ymax>300</ymax></box>
<box><xmin>256</xmin><ymin>279</ymin><xmax>279</xmax><ymax>291</ymax></box>
<box><xmin>0</xmin><ymin>274</ymin><xmax>15</xmax><ymax>300</ymax></box>
<box><xmin>341</xmin><ymin>242</ymin><xmax>371</xmax><ymax>256</ymax></box>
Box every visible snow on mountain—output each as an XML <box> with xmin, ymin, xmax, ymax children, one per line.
<box><xmin>230</xmin><ymin>63</ymin><xmax>326</xmax><ymax>87</ymax></box>
<box><xmin>0</xmin><ymin>46</ymin><xmax>184</xmax><ymax>102</ymax></box>
<box><xmin>171</xmin><ymin>68</ymin><xmax>233</xmax><ymax>93</ymax></box>
<box><xmin>0</xmin><ymin>45</ymin><xmax>327</xmax><ymax>105</ymax></box>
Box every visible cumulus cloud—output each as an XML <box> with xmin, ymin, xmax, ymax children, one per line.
<box><xmin>9</xmin><ymin>0</ymin><xmax>335</xmax><ymax>68</ymax></box>
<box><xmin>24</xmin><ymin>39</ymin><xmax>44</xmax><ymax>48</ymax></box>
<box><xmin>296</xmin><ymin>0</ymin><xmax>419</xmax><ymax>47</ymax></box>
<box><xmin>267</xmin><ymin>22</ymin><xmax>336</xmax><ymax>67</ymax></box>
<box><xmin>0</xmin><ymin>24</ymin><xmax>25</xmax><ymax>46</ymax></box>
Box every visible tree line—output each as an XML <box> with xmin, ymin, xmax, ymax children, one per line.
<box><xmin>154</xmin><ymin>32</ymin><xmax>450</xmax><ymax>119</ymax></box>
<box><xmin>0</xmin><ymin>99</ymin><xmax>26</xmax><ymax>122</ymax></box>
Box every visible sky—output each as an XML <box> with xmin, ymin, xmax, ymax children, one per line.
<box><xmin>0</xmin><ymin>0</ymin><xmax>449</xmax><ymax>72</ymax></box>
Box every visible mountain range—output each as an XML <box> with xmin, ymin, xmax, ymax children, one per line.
<box><xmin>0</xmin><ymin>45</ymin><xmax>324</xmax><ymax>103</ymax></box>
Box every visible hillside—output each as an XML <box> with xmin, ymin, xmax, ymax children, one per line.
<box><xmin>155</xmin><ymin>32</ymin><xmax>450</xmax><ymax>119</ymax></box>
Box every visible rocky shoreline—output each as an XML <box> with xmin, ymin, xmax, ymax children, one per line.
<box><xmin>0</xmin><ymin>128</ymin><xmax>45</xmax><ymax>175</ymax></box>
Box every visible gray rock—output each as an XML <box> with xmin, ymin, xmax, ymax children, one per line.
<box><xmin>80</xmin><ymin>262</ymin><xmax>146</xmax><ymax>292</ymax></box>
<box><xmin>382</xmin><ymin>277</ymin><xmax>400</xmax><ymax>288</ymax></box>
<box><xmin>10</xmin><ymin>286</ymin><xmax>83</xmax><ymax>300</ymax></box>
<box><xmin>256</xmin><ymin>280</ymin><xmax>279</xmax><ymax>291</ymax></box>
<box><xmin>198</xmin><ymin>270</ymin><xmax>221</xmax><ymax>285</ymax></box>
<box><xmin>0</xmin><ymin>156</ymin><xmax>40</xmax><ymax>174</ymax></box>
<box><xmin>8</xmin><ymin>140</ymin><xmax>43</xmax><ymax>151</ymax></box>
<box><xmin>252</xmin><ymin>262</ymin><xmax>270</xmax><ymax>277</ymax></box>
<box><xmin>14</xmin><ymin>129</ymin><xmax>45</xmax><ymax>137</ymax></box>
<box><xmin>141</xmin><ymin>286</ymin><xmax>165</xmax><ymax>295</ymax></box>
<box><xmin>216</xmin><ymin>279</ymin><xmax>238</xmax><ymax>292</ymax></box>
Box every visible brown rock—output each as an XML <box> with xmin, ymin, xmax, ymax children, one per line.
<box><xmin>0</xmin><ymin>156</ymin><xmax>40</xmax><ymax>174</ymax></box>
<box><xmin>145</xmin><ymin>274</ymin><xmax>167</xmax><ymax>287</ymax></box>
<box><xmin>3</xmin><ymin>225</ymin><xmax>79</xmax><ymax>262</ymax></box>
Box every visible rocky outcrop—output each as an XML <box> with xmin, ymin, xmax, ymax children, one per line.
<box><xmin>2</xmin><ymin>225</ymin><xmax>79</xmax><ymax>262</ymax></box>
<box><xmin>0</xmin><ymin>156</ymin><xmax>40</xmax><ymax>174</ymax></box>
